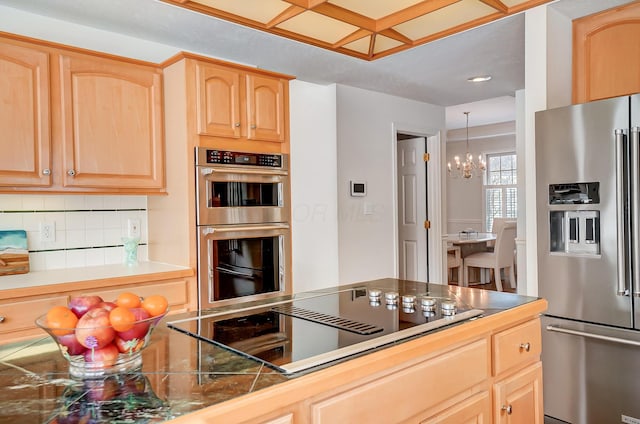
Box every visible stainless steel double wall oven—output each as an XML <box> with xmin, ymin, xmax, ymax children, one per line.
<box><xmin>195</xmin><ymin>148</ymin><xmax>291</xmax><ymax>309</ymax></box>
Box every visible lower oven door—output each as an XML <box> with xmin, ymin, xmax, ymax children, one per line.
<box><xmin>198</xmin><ymin>223</ymin><xmax>290</xmax><ymax>308</ymax></box>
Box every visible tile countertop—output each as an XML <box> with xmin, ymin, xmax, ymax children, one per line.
<box><xmin>0</xmin><ymin>279</ymin><xmax>540</xmax><ymax>423</ymax></box>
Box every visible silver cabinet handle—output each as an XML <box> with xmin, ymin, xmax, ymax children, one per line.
<box><xmin>67</xmin><ymin>169</ymin><xmax>76</xmax><ymax>176</ymax></box>
<box><xmin>547</xmin><ymin>325</ymin><xmax>640</xmax><ymax>347</ymax></box>
<box><xmin>0</xmin><ymin>316</ymin><xmax>5</xmax><ymax>323</ymax></box>
<box><xmin>250</xmin><ymin>124</ymin><xmax>257</xmax><ymax>129</ymax></box>
<box><xmin>42</xmin><ymin>168</ymin><xmax>51</xmax><ymax>176</ymax></box>
<box><xmin>519</xmin><ymin>342</ymin><xmax>531</xmax><ymax>352</ymax></box>
<box><xmin>501</xmin><ymin>405</ymin><xmax>513</xmax><ymax>415</ymax></box>
<box><xmin>234</xmin><ymin>122</ymin><xmax>241</xmax><ymax>127</ymax></box>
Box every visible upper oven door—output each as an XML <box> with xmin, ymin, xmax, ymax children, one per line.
<box><xmin>196</xmin><ymin>167</ymin><xmax>290</xmax><ymax>225</ymax></box>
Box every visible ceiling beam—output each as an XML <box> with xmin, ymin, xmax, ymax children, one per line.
<box><xmin>333</xmin><ymin>28</ymin><xmax>371</xmax><ymax>48</ymax></box>
<box><xmin>285</xmin><ymin>0</ymin><xmax>329</xmax><ymax>8</ymax></box>
<box><xmin>368</xmin><ymin>33</ymin><xmax>376</xmax><ymax>58</ymax></box>
<box><xmin>478</xmin><ymin>0</ymin><xmax>509</xmax><ymax>13</ymax></box>
<box><xmin>311</xmin><ymin>3</ymin><xmax>377</xmax><ymax>32</ymax></box>
<box><xmin>266</xmin><ymin>5</ymin><xmax>306</xmax><ymax>28</ymax></box>
<box><xmin>378</xmin><ymin>28</ymin><xmax>413</xmax><ymax>45</ymax></box>
<box><xmin>376</xmin><ymin>0</ymin><xmax>460</xmax><ymax>31</ymax></box>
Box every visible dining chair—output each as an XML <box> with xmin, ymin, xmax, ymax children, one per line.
<box><xmin>463</xmin><ymin>221</ymin><xmax>516</xmax><ymax>291</ymax></box>
<box><xmin>446</xmin><ymin>245</ymin><xmax>463</xmax><ymax>284</ymax></box>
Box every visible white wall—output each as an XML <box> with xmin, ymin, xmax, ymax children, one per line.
<box><xmin>289</xmin><ymin>80</ymin><xmax>340</xmax><ymax>292</ymax></box>
<box><xmin>335</xmin><ymin>85</ymin><xmax>445</xmax><ymax>284</ymax></box>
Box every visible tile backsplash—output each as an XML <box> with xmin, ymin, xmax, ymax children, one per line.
<box><xmin>0</xmin><ymin>194</ymin><xmax>148</xmax><ymax>271</ymax></box>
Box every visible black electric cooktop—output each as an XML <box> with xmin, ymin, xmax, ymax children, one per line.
<box><xmin>167</xmin><ymin>281</ymin><xmax>483</xmax><ymax>374</ymax></box>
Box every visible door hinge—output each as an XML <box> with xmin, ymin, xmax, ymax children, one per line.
<box><xmin>423</xmin><ymin>153</ymin><xmax>430</xmax><ymax>162</ymax></box>
<box><xmin>424</xmin><ymin>220</ymin><xmax>431</xmax><ymax>229</ymax></box>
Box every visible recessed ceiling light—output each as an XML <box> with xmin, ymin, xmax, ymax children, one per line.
<box><xmin>467</xmin><ymin>76</ymin><xmax>492</xmax><ymax>82</ymax></box>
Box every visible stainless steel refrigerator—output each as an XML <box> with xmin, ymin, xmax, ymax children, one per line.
<box><xmin>536</xmin><ymin>94</ymin><xmax>640</xmax><ymax>424</ymax></box>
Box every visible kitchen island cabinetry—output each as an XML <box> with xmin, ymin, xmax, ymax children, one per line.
<box><xmin>0</xmin><ymin>32</ymin><xmax>165</xmax><ymax>194</ymax></box>
<box><xmin>0</xmin><ymin>264</ymin><xmax>194</xmax><ymax>345</ymax></box>
<box><xmin>166</xmin><ymin>296</ymin><xmax>546</xmax><ymax>424</ymax></box>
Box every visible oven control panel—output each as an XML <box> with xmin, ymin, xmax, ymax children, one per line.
<box><xmin>198</xmin><ymin>148</ymin><xmax>283</xmax><ymax>168</ymax></box>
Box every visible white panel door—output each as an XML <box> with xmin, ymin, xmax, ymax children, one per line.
<box><xmin>397</xmin><ymin>137</ymin><xmax>427</xmax><ymax>281</ymax></box>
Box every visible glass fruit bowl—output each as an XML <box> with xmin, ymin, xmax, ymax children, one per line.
<box><xmin>35</xmin><ymin>306</ymin><xmax>168</xmax><ymax>379</ymax></box>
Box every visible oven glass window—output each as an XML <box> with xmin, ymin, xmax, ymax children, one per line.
<box><xmin>211</xmin><ymin>182</ymin><xmax>278</xmax><ymax>207</ymax></box>
<box><xmin>213</xmin><ymin>236</ymin><xmax>280</xmax><ymax>301</ymax></box>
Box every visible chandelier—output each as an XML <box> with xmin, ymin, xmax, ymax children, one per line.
<box><xmin>447</xmin><ymin>111</ymin><xmax>486</xmax><ymax>179</ymax></box>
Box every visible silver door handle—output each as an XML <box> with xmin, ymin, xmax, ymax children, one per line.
<box><xmin>615</xmin><ymin>129</ymin><xmax>627</xmax><ymax>295</ymax></box>
<box><xmin>632</xmin><ymin>126</ymin><xmax>640</xmax><ymax>296</ymax></box>
<box><xmin>547</xmin><ymin>325</ymin><xmax>640</xmax><ymax>347</ymax></box>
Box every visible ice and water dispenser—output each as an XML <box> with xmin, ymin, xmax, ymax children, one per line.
<box><xmin>548</xmin><ymin>183</ymin><xmax>600</xmax><ymax>255</ymax></box>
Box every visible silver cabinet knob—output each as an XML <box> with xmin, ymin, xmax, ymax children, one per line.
<box><xmin>501</xmin><ymin>404</ymin><xmax>513</xmax><ymax>415</ymax></box>
<box><xmin>42</xmin><ymin>168</ymin><xmax>51</xmax><ymax>176</ymax></box>
<box><xmin>250</xmin><ymin>124</ymin><xmax>257</xmax><ymax>129</ymax></box>
<box><xmin>0</xmin><ymin>316</ymin><xmax>5</xmax><ymax>323</ymax></box>
<box><xmin>67</xmin><ymin>169</ymin><xmax>76</xmax><ymax>176</ymax></box>
<box><xmin>519</xmin><ymin>342</ymin><xmax>531</xmax><ymax>352</ymax></box>
<box><xmin>234</xmin><ymin>122</ymin><xmax>241</xmax><ymax>127</ymax></box>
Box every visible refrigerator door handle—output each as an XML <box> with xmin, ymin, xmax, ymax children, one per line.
<box><xmin>632</xmin><ymin>127</ymin><xmax>640</xmax><ymax>297</ymax></box>
<box><xmin>616</xmin><ymin>129</ymin><xmax>628</xmax><ymax>295</ymax></box>
<box><xmin>546</xmin><ymin>325</ymin><xmax>640</xmax><ymax>347</ymax></box>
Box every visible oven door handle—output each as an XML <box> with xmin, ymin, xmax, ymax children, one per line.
<box><xmin>216</xmin><ymin>265</ymin><xmax>255</xmax><ymax>279</ymax></box>
<box><xmin>202</xmin><ymin>224</ymin><xmax>289</xmax><ymax>234</ymax></box>
<box><xmin>546</xmin><ymin>325</ymin><xmax>640</xmax><ymax>347</ymax></box>
<box><xmin>200</xmin><ymin>167</ymin><xmax>288</xmax><ymax>177</ymax></box>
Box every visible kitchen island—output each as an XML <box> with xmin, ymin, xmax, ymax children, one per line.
<box><xmin>0</xmin><ymin>278</ymin><xmax>546</xmax><ymax>423</ymax></box>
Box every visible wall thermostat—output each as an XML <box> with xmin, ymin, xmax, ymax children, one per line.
<box><xmin>350</xmin><ymin>180</ymin><xmax>366</xmax><ymax>197</ymax></box>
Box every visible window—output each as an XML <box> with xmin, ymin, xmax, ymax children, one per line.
<box><xmin>485</xmin><ymin>152</ymin><xmax>517</xmax><ymax>232</ymax></box>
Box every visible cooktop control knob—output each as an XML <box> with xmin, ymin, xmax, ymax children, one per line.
<box><xmin>368</xmin><ymin>289</ymin><xmax>382</xmax><ymax>302</ymax></box>
<box><xmin>420</xmin><ymin>296</ymin><xmax>437</xmax><ymax>312</ymax></box>
<box><xmin>384</xmin><ymin>291</ymin><xmax>399</xmax><ymax>304</ymax></box>
<box><xmin>441</xmin><ymin>300</ymin><xmax>457</xmax><ymax>316</ymax></box>
<box><xmin>402</xmin><ymin>294</ymin><xmax>416</xmax><ymax>305</ymax></box>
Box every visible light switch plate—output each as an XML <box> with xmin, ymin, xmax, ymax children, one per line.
<box><xmin>127</xmin><ymin>219</ymin><xmax>141</xmax><ymax>238</ymax></box>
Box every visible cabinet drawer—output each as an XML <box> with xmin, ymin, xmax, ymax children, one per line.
<box><xmin>310</xmin><ymin>338</ymin><xmax>489</xmax><ymax>423</ymax></box>
<box><xmin>86</xmin><ymin>279</ymin><xmax>189</xmax><ymax>311</ymax></box>
<box><xmin>0</xmin><ymin>296</ymin><xmax>68</xmax><ymax>334</ymax></box>
<box><xmin>493</xmin><ymin>318</ymin><xmax>541</xmax><ymax>376</ymax></box>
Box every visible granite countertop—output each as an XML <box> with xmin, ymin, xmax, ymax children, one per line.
<box><xmin>0</xmin><ymin>279</ymin><xmax>540</xmax><ymax>423</ymax></box>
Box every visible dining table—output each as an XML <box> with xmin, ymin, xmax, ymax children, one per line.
<box><xmin>445</xmin><ymin>232</ymin><xmax>497</xmax><ymax>285</ymax></box>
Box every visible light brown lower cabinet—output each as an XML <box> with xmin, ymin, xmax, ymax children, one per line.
<box><xmin>0</xmin><ymin>276</ymin><xmax>191</xmax><ymax>345</ymax></box>
<box><xmin>166</xmin><ymin>300</ymin><xmax>546</xmax><ymax>424</ymax></box>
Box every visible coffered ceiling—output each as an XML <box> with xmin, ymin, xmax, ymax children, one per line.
<box><xmin>163</xmin><ymin>0</ymin><xmax>552</xmax><ymax>60</ymax></box>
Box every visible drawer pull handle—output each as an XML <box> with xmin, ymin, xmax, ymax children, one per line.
<box><xmin>501</xmin><ymin>404</ymin><xmax>513</xmax><ymax>415</ymax></box>
<box><xmin>0</xmin><ymin>316</ymin><xmax>5</xmax><ymax>323</ymax></box>
<box><xmin>519</xmin><ymin>342</ymin><xmax>531</xmax><ymax>352</ymax></box>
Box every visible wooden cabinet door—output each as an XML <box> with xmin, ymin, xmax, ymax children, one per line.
<box><xmin>196</xmin><ymin>62</ymin><xmax>242</xmax><ymax>138</ymax></box>
<box><xmin>58</xmin><ymin>53</ymin><xmax>164</xmax><ymax>189</ymax></box>
<box><xmin>0</xmin><ymin>42</ymin><xmax>51</xmax><ymax>187</ymax></box>
<box><xmin>246</xmin><ymin>74</ymin><xmax>285</xmax><ymax>142</ymax></box>
<box><xmin>421</xmin><ymin>391</ymin><xmax>491</xmax><ymax>424</ymax></box>
<box><xmin>494</xmin><ymin>362</ymin><xmax>543</xmax><ymax>424</ymax></box>
<box><xmin>573</xmin><ymin>2</ymin><xmax>640</xmax><ymax>103</ymax></box>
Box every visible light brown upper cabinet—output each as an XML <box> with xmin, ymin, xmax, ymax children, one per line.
<box><xmin>0</xmin><ymin>41</ymin><xmax>51</xmax><ymax>187</ymax></box>
<box><xmin>573</xmin><ymin>2</ymin><xmax>640</xmax><ymax>104</ymax></box>
<box><xmin>0</xmin><ymin>34</ymin><xmax>165</xmax><ymax>193</ymax></box>
<box><xmin>58</xmin><ymin>52</ymin><xmax>164</xmax><ymax>190</ymax></box>
<box><xmin>195</xmin><ymin>60</ymin><xmax>287</xmax><ymax>144</ymax></box>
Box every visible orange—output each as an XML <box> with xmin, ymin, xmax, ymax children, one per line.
<box><xmin>109</xmin><ymin>306</ymin><xmax>136</xmax><ymax>332</ymax></box>
<box><xmin>116</xmin><ymin>292</ymin><xmax>141</xmax><ymax>309</ymax></box>
<box><xmin>141</xmin><ymin>295</ymin><xmax>169</xmax><ymax>317</ymax></box>
<box><xmin>46</xmin><ymin>306</ymin><xmax>79</xmax><ymax>336</ymax></box>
